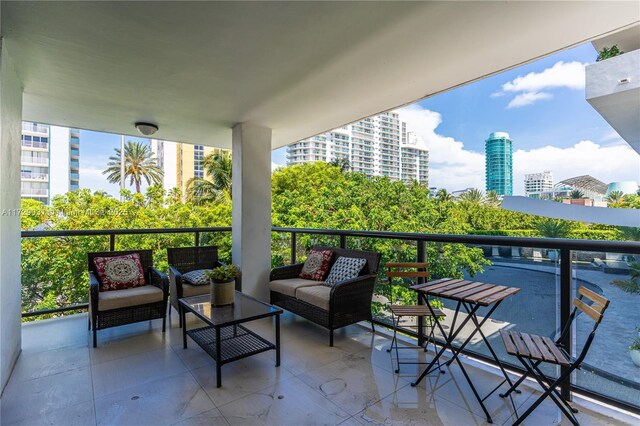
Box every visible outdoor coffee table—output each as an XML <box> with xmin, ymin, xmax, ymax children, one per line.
<box><xmin>410</xmin><ymin>278</ymin><xmax>521</xmax><ymax>423</ymax></box>
<box><xmin>179</xmin><ymin>291</ymin><xmax>282</xmax><ymax>388</ymax></box>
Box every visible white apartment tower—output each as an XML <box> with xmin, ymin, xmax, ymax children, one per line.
<box><xmin>20</xmin><ymin>122</ymin><xmax>80</xmax><ymax>205</ymax></box>
<box><xmin>286</xmin><ymin>112</ymin><xmax>429</xmax><ymax>185</ymax></box>
<box><xmin>525</xmin><ymin>171</ymin><xmax>553</xmax><ymax>199</ymax></box>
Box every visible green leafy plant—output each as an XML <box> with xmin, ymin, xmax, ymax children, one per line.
<box><xmin>630</xmin><ymin>337</ymin><xmax>640</xmax><ymax>352</ymax></box>
<box><xmin>204</xmin><ymin>264</ymin><xmax>241</xmax><ymax>283</ymax></box>
<box><xmin>596</xmin><ymin>45</ymin><xmax>624</xmax><ymax>62</ymax></box>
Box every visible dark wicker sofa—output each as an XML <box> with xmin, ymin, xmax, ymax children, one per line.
<box><xmin>88</xmin><ymin>250</ymin><xmax>169</xmax><ymax>347</ymax></box>
<box><xmin>269</xmin><ymin>246</ymin><xmax>381</xmax><ymax>346</ymax></box>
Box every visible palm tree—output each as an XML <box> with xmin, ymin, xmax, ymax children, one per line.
<box><xmin>606</xmin><ymin>190</ymin><xmax>624</xmax><ymax>207</ymax></box>
<box><xmin>612</xmin><ymin>262</ymin><xmax>640</xmax><ymax>294</ymax></box>
<box><xmin>186</xmin><ymin>151</ymin><xmax>232</xmax><ymax>204</ymax></box>
<box><xmin>167</xmin><ymin>187</ymin><xmax>182</xmax><ymax>205</ymax></box>
<box><xmin>536</xmin><ymin>219</ymin><xmax>571</xmax><ymax>238</ymax></box>
<box><xmin>458</xmin><ymin>188</ymin><xmax>485</xmax><ymax>204</ymax></box>
<box><xmin>569</xmin><ymin>189</ymin><xmax>584</xmax><ymax>199</ymax></box>
<box><xmin>485</xmin><ymin>190</ymin><xmax>501</xmax><ymax>208</ymax></box>
<box><xmin>435</xmin><ymin>188</ymin><xmax>453</xmax><ymax>203</ymax></box>
<box><xmin>103</xmin><ymin>141</ymin><xmax>163</xmax><ymax>193</ymax></box>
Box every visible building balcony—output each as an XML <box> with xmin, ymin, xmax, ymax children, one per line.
<box><xmin>20</xmin><ymin>188</ymin><xmax>48</xmax><ymax>196</ymax></box>
<box><xmin>70</xmin><ymin>149</ymin><xmax>80</xmax><ymax>158</ymax></box>
<box><xmin>586</xmin><ymin>49</ymin><xmax>640</xmax><ymax>154</ymax></box>
<box><xmin>69</xmin><ymin>172</ymin><xmax>80</xmax><ymax>180</ymax></box>
<box><xmin>70</xmin><ymin>160</ymin><xmax>80</xmax><ymax>169</ymax></box>
<box><xmin>20</xmin><ymin>157</ymin><xmax>49</xmax><ymax>165</ymax></box>
<box><xmin>21</xmin><ymin>140</ymin><xmax>48</xmax><ymax>150</ymax></box>
<box><xmin>21</xmin><ymin>122</ymin><xmax>49</xmax><ymax>134</ymax></box>
<box><xmin>20</xmin><ymin>172</ymin><xmax>49</xmax><ymax>181</ymax></box>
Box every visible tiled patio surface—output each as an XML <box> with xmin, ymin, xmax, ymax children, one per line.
<box><xmin>1</xmin><ymin>311</ymin><xmax>637</xmax><ymax>425</ymax></box>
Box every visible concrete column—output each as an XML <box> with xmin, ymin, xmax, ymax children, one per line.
<box><xmin>0</xmin><ymin>43</ymin><xmax>24</xmax><ymax>391</ymax></box>
<box><xmin>231</xmin><ymin>123</ymin><xmax>272</xmax><ymax>301</ymax></box>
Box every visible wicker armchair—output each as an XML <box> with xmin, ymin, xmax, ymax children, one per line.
<box><xmin>88</xmin><ymin>250</ymin><xmax>169</xmax><ymax>347</ymax></box>
<box><xmin>167</xmin><ymin>246</ymin><xmax>224</xmax><ymax>327</ymax></box>
<box><xmin>270</xmin><ymin>246</ymin><xmax>381</xmax><ymax>346</ymax></box>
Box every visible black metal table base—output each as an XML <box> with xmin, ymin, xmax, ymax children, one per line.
<box><xmin>411</xmin><ymin>298</ymin><xmax>517</xmax><ymax>423</ymax></box>
<box><xmin>181</xmin><ymin>308</ymin><xmax>280</xmax><ymax>387</ymax></box>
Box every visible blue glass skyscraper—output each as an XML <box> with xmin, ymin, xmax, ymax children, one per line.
<box><xmin>485</xmin><ymin>132</ymin><xmax>513</xmax><ymax>196</ymax></box>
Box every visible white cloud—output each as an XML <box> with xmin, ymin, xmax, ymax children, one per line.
<box><xmin>398</xmin><ymin>105</ymin><xmax>485</xmax><ymax>191</ymax></box>
<box><xmin>496</xmin><ymin>61</ymin><xmax>586</xmax><ymax>108</ymax></box>
<box><xmin>502</xmin><ymin>61</ymin><xmax>586</xmax><ymax>93</ymax></box>
<box><xmin>398</xmin><ymin>105</ymin><xmax>640</xmax><ymax>195</ymax></box>
<box><xmin>507</xmin><ymin>91</ymin><xmax>553</xmax><ymax>108</ymax></box>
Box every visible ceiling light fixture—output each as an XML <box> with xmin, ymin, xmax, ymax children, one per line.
<box><xmin>135</xmin><ymin>122</ymin><xmax>159</xmax><ymax>136</ymax></box>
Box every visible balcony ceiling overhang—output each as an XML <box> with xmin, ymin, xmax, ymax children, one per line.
<box><xmin>2</xmin><ymin>1</ymin><xmax>638</xmax><ymax>149</ymax></box>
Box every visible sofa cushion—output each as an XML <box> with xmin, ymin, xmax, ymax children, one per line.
<box><xmin>299</xmin><ymin>249</ymin><xmax>334</xmax><ymax>281</ymax></box>
<box><xmin>182</xmin><ymin>269</ymin><xmax>211</xmax><ymax>286</ymax></box>
<box><xmin>182</xmin><ymin>282</ymin><xmax>210</xmax><ymax>298</ymax></box>
<box><xmin>98</xmin><ymin>285</ymin><xmax>163</xmax><ymax>311</ymax></box>
<box><xmin>269</xmin><ymin>278</ymin><xmax>322</xmax><ymax>297</ymax></box>
<box><xmin>324</xmin><ymin>256</ymin><xmax>366</xmax><ymax>286</ymax></box>
<box><xmin>296</xmin><ymin>285</ymin><xmax>331</xmax><ymax>310</ymax></box>
<box><xmin>93</xmin><ymin>253</ymin><xmax>146</xmax><ymax>291</ymax></box>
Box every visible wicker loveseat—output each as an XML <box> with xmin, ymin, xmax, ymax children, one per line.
<box><xmin>269</xmin><ymin>246</ymin><xmax>381</xmax><ymax>346</ymax></box>
<box><xmin>88</xmin><ymin>250</ymin><xmax>169</xmax><ymax>347</ymax></box>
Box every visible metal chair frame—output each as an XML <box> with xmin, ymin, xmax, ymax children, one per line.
<box><xmin>500</xmin><ymin>286</ymin><xmax>610</xmax><ymax>426</ymax></box>
<box><xmin>385</xmin><ymin>262</ymin><xmax>445</xmax><ymax>374</ymax></box>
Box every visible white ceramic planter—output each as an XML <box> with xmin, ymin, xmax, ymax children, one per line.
<box><xmin>630</xmin><ymin>350</ymin><xmax>640</xmax><ymax>368</ymax></box>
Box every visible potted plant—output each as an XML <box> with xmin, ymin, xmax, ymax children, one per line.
<box><xmin>630</xmin><ymin>337</ymin><xmax>640</xmax><ymax>368</ymax></box>
<box><xmin>204</xmin><ymin>264</ymin><xmax>240</xmax><ymax>306</ymax></box>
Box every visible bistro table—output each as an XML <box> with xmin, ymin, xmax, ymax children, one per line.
<box><xmin>180</xmin><ymin>291</ymin><xmax>282</xmax><ymax>388</ymax></box>
<box><xmin>410</xmin><ymin>278</ymin><xmax>521</xmax><ymax>423</ymax></box>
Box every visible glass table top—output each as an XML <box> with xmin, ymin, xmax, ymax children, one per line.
<box><xmin>179</xmin><ymin>291</ymin><xmax>281</xmax><ymax>326</ymax></box>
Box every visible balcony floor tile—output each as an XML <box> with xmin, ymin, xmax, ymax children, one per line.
<box><xmin>1</xmin><ymin>312</ymin><xmax>637</xmax><ymax>426</ymax></box>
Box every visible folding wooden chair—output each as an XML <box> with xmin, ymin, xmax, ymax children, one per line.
<box><xmin>499</xmin><ymin>286</ymin><xmax>610</xmax><ymax>426</ymax></box>
<box><xmin>385</xmin><ymin>262</ymin><xmax>445</xmax><ymax>374</ymax></box>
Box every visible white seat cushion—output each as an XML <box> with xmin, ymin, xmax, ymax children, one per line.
<box><xmin>295</xmin><ymin>285</ymin><xmax>331</xmax><ymax>311</ymax></box>
<box><xmin>269</xmin><ymin>278</ymin><xmax>322</xmax><ymax>297</ymax></box>
<box><xmin>182</xmin><ymin>282</ymin><xmax>210</xmax><ymax>297</ymax></box>
<box><xmin>98</xmin><ymin>285</ymin><xmax>163</xmax><ymax>311</ymax></box>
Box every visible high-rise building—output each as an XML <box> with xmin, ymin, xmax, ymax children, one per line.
<box><xmin>151</xmin><ymin>140</ymin><xmax>226</xmax><ymax>196</ymax></box>
<box><xmin>20</xmin><ymin>122</ymin><xmax>80</xmax><ymax>205</ymax></box>
<box><xmin>525</xmin><ymin>171</ymin><xmax>553</xmax><ymax>198</ymax></box>
<box><xmin>485</xmin><ymin>131</ymin><xmax>513</xmax><ymax>196</ymax></box>
<box><xmin>286</xmin><ymin>111</ymin><xmax>429</xmax><ymax>185</ymax></box>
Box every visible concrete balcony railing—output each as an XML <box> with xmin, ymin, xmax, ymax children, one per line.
<box><xmin>586</xmin><ymin>49</ymin><xmax>640</xmax><ymax>154</ymax></box>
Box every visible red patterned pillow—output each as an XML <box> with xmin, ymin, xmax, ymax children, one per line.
<box><xmin>299</xmin><ymin>249</ymin><xmax>334</xmax><ymax>281</ymax></box>
<box><xmin>93</xmin><ymin>253</ymin><xmax>146</xmax><ymax>291</ymax></box>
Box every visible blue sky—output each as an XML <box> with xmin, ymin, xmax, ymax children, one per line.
<box><xmin>80</xmin><ymin>42</ymin><xmax>639</xmax><ymax>196</ymax></box>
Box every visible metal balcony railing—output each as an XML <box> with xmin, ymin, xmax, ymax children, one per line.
<box><xmin>19</xmin><ymin>226</ymin><xmax>640</xmax><ymax>412</ymax></box>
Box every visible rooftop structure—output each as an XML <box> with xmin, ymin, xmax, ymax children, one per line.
<box><xmin>555</xmin><ymin>175</ymin><xmax>608</xmax><ymax>201</ymax></box>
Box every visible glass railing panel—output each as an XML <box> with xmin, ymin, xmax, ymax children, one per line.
<box><xmin>572</xmin><ymin>250</ymin><xmax>640</xmax><ymax>408</ymax></box>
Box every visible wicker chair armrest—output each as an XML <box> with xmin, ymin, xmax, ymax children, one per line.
<box><xmin>330</xmin><ymin>274</ymin><xmax>377</xmax><ymax>310</ymax></box>
<box><xmin>270</xmin><ymin>263</ymin><xmax>304</xmax><ymax>281</ymax></box>
<box><xmin>149</xmin><ymin>267</ymin><xmax>169</xmax><ymax>294</ymax></box>
<box><xmin>89</xmin><ymin>272</ymin><xmax>100</xmax><ymax>313</ymax></box>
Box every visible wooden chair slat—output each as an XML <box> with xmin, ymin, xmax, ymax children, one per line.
<box><xmin>386</xmin><ymin>271</ymin><xmax>431</xmax><ymax>278</ymax></box>
<box><xmin>500</xmin><ymin>330</ymin><xmax>518</xmax><ymax>355</ymax></box>
<box><xmin>521</xmin><ymin>332</ymin><xmax>542</xmax><ymax>360</ymax></box>
<box><xmin>530</xmin><ymin>334</ymin><xmax>556</xmax><ymax>362</ymax></box>
<box><xmin>391</xmin><ymin>305</ymin><xmax>444</xmax><ymax>317</ymax></box>
<box><xmin>512</xmin><ymin>332</ymin><xmax>530</xmax><ymax>357</ymax></box>
<box><xmin>478</xmin><ymin>287</ymin><xmax>521</xmax><ymax>306</ymax></box>
<box><xmin>464</xmin><ymin>285</ymin><xmax>508</xmax><ymax>303</ymax></box>
<box><xmin>454</xmin><ymin>283</ymin><xmax>495</xmax><ymax>300</ymax></box>
<box><xmin>410</xmin><ymin>278</ymin><xmax>454</xmax><ymax>291</ymax></box>
<box><xmin>573</xmin><ymin>298</ymin><xmax>602</xmax><ymax>323</ymax></box>
<box><xmin>386</xmin><ymin>262</ymin><xmax>428</xmax><ymax>268</ymax></box>
<box><xmin>541</xmin><ymin>336</ymin><xmax>571</xmax><ymax>366</ymax></box>
<box><xmin>578</xmin><ymin>287</ymin><xmax>609</xmax><ymax>309</ymax></box>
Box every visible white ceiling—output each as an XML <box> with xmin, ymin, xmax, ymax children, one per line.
<box><xmin>2</xmin><ymin>1</ymin><xmax>639</xmax><ymax>149</ymax></box>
